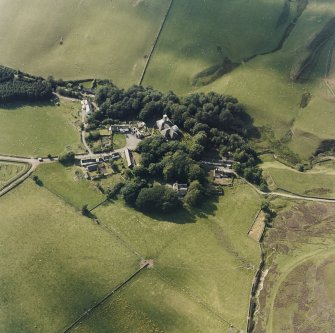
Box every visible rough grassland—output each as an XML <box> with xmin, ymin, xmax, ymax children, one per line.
<box><xmin>145</xmin><ymin>0</ymin><xmax>335</xmax><ymax>160</ymax></box>
<box><xmin>0</xmin><ymin>0</ymin><xmax>171</xmax><ymax>87</ymax></box>
<box><xmin>262</xmin><ymin>158</ymin><xmax>335</xmax><ymax>197</ymax></box>
<box><xmin>0</xmin><ymin>180</ymin><xmax>138</xmax><ymax>333</ymax></box>
<box><xmin>0</xmin><ymin>161</ymin><xmax>28</xmax><ymax>190</ymax></box>
<box><xmin>0</xmin><ymin>101</ymin><xmax>83</xmax><ymax>156</ymax></box>
<box><xmin>34</xmin><ymin>164</ymin><xmax>262</xmax><ymax>331</ymax></box>
<box><xmin>254</xmin><ymin>201</ymin><xmax>335</xmax><ymax>333</ymax></box>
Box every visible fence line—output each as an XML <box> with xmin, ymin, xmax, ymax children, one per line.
<box><xmin>138</xmin><ymin>0</ymin><xmax>174</xmax><ymax>85</ymax></box>
<box><xmin>62</xmin><ymin>263</ymin><xmax>149</xmax><ymax>333</ymax></box>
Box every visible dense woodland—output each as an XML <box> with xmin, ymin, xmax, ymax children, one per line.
<box><xmin>0</xmin><ymin>66</ymin><xmax>52</xmax><ymax>103</ymax></box>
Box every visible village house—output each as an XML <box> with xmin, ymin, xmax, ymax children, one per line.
<box><xmin>156</xmin><ymin>115</ymin><xmax>180</xmax><ymax>140</ymax></box>
<box><xmin>173</xmin><ymin>182</ymin><xmax>188</xmax><ymax>197</ymax></box>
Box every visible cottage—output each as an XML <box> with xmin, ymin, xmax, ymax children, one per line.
<box><xmin>156</xmin><ymin>115</ymin><xmax>180</xmax><ymax>140</ymax></box>
<box><xmin>173</xmin><ymin>182</ymin><xmax>188</xmax><ymax>197</ymax></box>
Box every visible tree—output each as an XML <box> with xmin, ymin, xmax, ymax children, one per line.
<box><xmin>59</xmin><ymin>150</ymin><xmax>75</xmax><ymax>165</ymax></box>
<box><xmin>184</xmin><ymin>180</ymin><xmax>204</xmax><ymax>207</ymax></box>
<box><xmin>32</xmin><ymin>175</ymin><xmax>43</xmax><ymax>186</ymax></box>
<box><xmin>135</xmin><ymin>185</ymin><xmax>181</xmax><ymax>213</ymax></box>
<box><xmin>81</xmin><ymin>204</ymin><xmax>90</xmax><ymax>216</ymax></box>
<box><xmin>122</xmin><ymin>180</ymin><xmax>146</xmax><ymax>206</ymax></box>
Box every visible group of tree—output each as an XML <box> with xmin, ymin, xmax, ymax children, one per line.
<box><xmin>92</xmin><ymin>84</ymin><xmax>264</xmax><ymax>186</ymax></box>
<box><xmin>0</xmin><ymin>66</ymin><xmax>52</xmax><ymax>103</ymax></box>
<box><xmin>115</xmin><ymin>178</ymin><xmax>181</xmax><ymax>213</ymax></box>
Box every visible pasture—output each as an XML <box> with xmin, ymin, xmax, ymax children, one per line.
<box><xmin>0</xmin><ymin>101</ymin><xmax>83</xmax><ymax>157</ymax></box>
<box><xmin>254</xmin><ymin>200</ymin><xmax>335</xmax><ymax>332</ymax></box>
<box><xmin>0</xmin><ymin>180</ymin><xmax>138</xmax><ymax>332</ymax></box>
<box><xmin>35</xmin><ymin>163</ymin><xmax>105</xmax><ymax>210</ymax></box>
<box><xmin>144</xmin><ymin>0</ymin><xmax>335</xmax><ymax>160</ymax></box>
<box><xmin>261</xmin><ymin>157</ymin><xmax>335</xmax><ymax>198</ymax></box>
<box><xmin>0</xmin><ymin>0</ymin><xmax>171</xmax><ymax>87</ymax></box>
<box><xmin>0</xmin><ymin>161</ymin><xmax>28</xmax><ymax>190</ymax></box>
<box><xmin>31</xmin><ymin>163</ymin><xmax>262</xmax><ymax>331</ymax></box>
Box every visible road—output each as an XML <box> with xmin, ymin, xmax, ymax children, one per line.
<box><xmin>0</xmin><ymin>156</ymin><xmax>54</xmax><ymax>197</ymax></box>
<box><xmin>2</xmin><ymin>153</ymin><xmax>335</xmax><ymax>204</ymax></box>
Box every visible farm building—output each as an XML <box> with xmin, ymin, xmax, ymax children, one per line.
<box><xmin>108</xmin><ymin>124</ymin><xmax>130</xmax><ymax>134</ymax></box>
<box><xmin>124</xmin><ymin>148</ymin><xmax>134</xmax><ymax>168</ymax></box>
<box><xmin>86</xmin><ymin>163</ymin><xmax>98</xmax><ymax>172</ymax></box>
<box><xmin>81</xmin><ymin>99</ymin><xmax>92</xmax><ymax>115</ymax></box>
<box><xmin>173</xmin><ymin>182</ymin><xmax>188</xmax><ymax>197</ymax></box>
<box><xmin>214</xmin><ymin>167</ymin><xmax>235</xmax><ymax>178</ymax></box>
<box><xmin>103</xmin><ymin>152</ymin><xmax>120</xmax><ymax>161</ymax></box>
<box><xmin>156</xmin><ymin>115</ymin><xmax>180</xmax><ymax>140</ymax></box>
<box><xmin>132</xmin><ymin>127</ymin><xmax>144</xmax><ymax>139</ymax></box>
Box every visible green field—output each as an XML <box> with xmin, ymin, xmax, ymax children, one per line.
<box><xmin>144</xmin><ymin>0</ymin><xmax>335</xmax><ymax>160</ymax></box>
<box><xmin>112</xmin><ymin>133</ymin><xmax>127</xmax><ymax>150</ymax></box>
<box><xmin>261</xmin><ymin>157</ymin><xmax>335</xmax><ymax>197</ymax></box>
<box><xmin>31</xmin><ymin>164</ymin><xmax>262</xmax><ymax>331</ymax></box>
<box><xmin>0</xmin><ymin>161</ymin><xmax>29</xmax><ymax>190</ymax></box>
<box><xmin>0</xmin><ymin>180</ymin><xmax>138</xmax><ymax>332</ymax></box>
<box><xmin>35</xmin><ymin>163</ymin><xmax>105</xmax><ymax>210</ymax></box>
<box><xmin>144</xmin><ymin>0</ymin><xmax>288</xmax><ymax>94</ymax></box>
<box><xmin>0</xmin><ymin>0</ymin><xmax>171</xmax><ymax>87</ymax></box>
<box><xmin>0</xmin><ymin>101</ymin><xmax>83</xmax><ymax>157</ymax></box>
<box><xmin>254</xmin><ymin>200</ymin><xmax>335</xmax><ymax>332</ymax></box>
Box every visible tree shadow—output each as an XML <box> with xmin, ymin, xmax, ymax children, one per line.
<box><xmin>0</xmin><ymin>100</ymin><xmax>57</xmax><ymax>110</ymax></box>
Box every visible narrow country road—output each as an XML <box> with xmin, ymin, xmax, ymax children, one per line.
<box><xmin>1</xmin><ymin>153</ymin><xmax>335</xmax><ymax>204</ymax></box>
<box><xmin>0</xmin><ymin>156</ymin><xmax>54</xmax><ymax>197</ymax></box>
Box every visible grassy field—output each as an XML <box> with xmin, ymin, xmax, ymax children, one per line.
<box><xmin>144</xmin><ymin>0</ymin><xmax>287</xmax><ymax>94</ymax></box>
<box><xmin>144</xmin><ymin>0</ymin><xmax>335</xmax><ymax>160</ymax></box>
<box><xmin>261</xmin><ymin>156</ymin><xmax>335</xmax><ymax>197</ymax></box>
<box><xmin>31</xmin><ymin>163</ymin><xmax>262</xmax><ymax>331</ymax></box>
<box><xmin>0</xmin><ymin>0</ymin><xmax>171</xmax><ymax>87</ymax></box>
<box><xmin>0</xmin><ymin>161</ymin><xmax>29</xmax><ymax>190</ymax></box>
<box><xmin>254</xmin><ymin>200</ymin><xmax>335</xmax><ymax>332</ymax></box>
<box><xmin>35</xmin><ymin>163</ymin><xmax>105</xmax><ymax>210</ymax></box>
<box><xmin>0</xmin><ymin>101</ymin><xmax>83</xmax><ymax>157</ymax></box>
<box><xmin>0</xmin><ymin>180</ymin><xmax>138</xmax><ymax>332</ymax></box>
<box><xmin>113</xmin><ymin>133</ymin><xmax>127</xmax><ymax>150</ymax></box>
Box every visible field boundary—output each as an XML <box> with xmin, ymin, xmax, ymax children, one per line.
<box><xmin>0</xmin><ymin>160</ymin><xmax>29</xmax><ymax>190</ymax></box>
<box><xmin>62</xmin><ymin>262</ymin><xmax>149</xmax><ymax>333</ymax></box>
<box><xmin>138</xmin><ymin>0</ymin><xmax>174</xmax><ymax>85</ymax></box>
<box><xmin>246</xmin><ymin>244</ymin><xmax>265</xmax><ymax>333</ymax></box>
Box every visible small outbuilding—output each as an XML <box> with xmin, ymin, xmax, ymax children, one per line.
<box><xmin>173</xmin><ymin>182</ymin><xmax>188</xmax><ymax>197</ymax></box>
